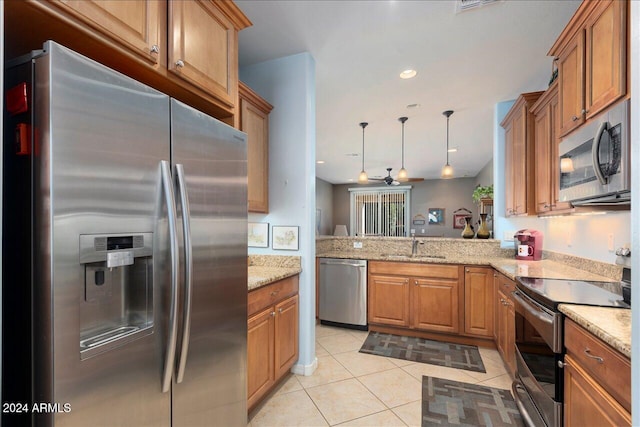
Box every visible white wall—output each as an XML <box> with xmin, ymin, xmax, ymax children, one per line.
<box><xmin>241</xmin><ymin>53</ymin><xmax>317</xmax><ymax>375</ymax></box>
<box><xmin>493</xmin><ymin>101</ymin><xmax>631</xmax><ymax>264</ymax></box>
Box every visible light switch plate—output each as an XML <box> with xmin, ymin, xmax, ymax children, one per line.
<box><xmin>353</xmin><ymin>241</ymin><xmax>363</xmax><ymax>249</ymax></box>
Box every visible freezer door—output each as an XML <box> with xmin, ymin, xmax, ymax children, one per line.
<box><xmin>170</xmin><ymin>99</ymin><xmax>248</xmax><ymax>426</ymax></box>
<box><xmin>33</xmin><ymin>42</ymin><xmax>172</xmax><ymax>426</ymax></box>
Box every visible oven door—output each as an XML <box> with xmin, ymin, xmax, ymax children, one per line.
<box><xmin>512</xmin><ymin>289</ymin><xmax>563</xmax><ymax>427</ymax></box>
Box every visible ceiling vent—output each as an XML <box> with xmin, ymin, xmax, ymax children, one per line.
<box><xmin>455</xmin><ymin>0</ymin><xmax>500</xmax><ymax>13</ymax></box>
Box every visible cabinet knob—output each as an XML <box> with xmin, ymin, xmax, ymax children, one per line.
<box><xmin>465</xmin><ymin>269</ymin><xmax>470</xmax><ymax>273</ymax></box>
<box><xmin>278</xmin><ymin>308</ymin><xmax>283</xmax><ymax>314</ymax></box>
<box><xmin>270</xmin><ymin>290</ymin><xmax>280</xmax><ymax>297</ymax></box>
<box><xmin>150</xmin><ymin>44</ymin><xmax>159</xmax><ymax>54</ymax></box>
<box><xmin>176</xmin><ymin>60</ymin><xmax>185</xmax><ymax>68</ymax></box>
<box><xmin>270</xmin><ymin>311</ymin><xmax>276</xmax><ymax>317</ymax></box>
<box><xmin>581</xmin><ymin>109</ymin><xmax>589</xmax><ymax>115</ymax></box>
<box><xmin>571</xmin><ymin>115</ymin><xmax>579</xmax><ymax>121</ymax></box>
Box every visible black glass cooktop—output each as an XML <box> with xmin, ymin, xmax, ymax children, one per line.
<box><xmin>515</xmin><ymin>277</ymin><xmax>629</xmax><ymax>310</ymax></box>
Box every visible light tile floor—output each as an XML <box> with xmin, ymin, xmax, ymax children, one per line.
<box><xmin>248</xmin><ymin>324</ymin><xmax>513</xmax><ymax>427</ymax></box>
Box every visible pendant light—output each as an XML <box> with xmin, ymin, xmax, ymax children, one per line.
<box><xmin>441</xmin><ymin>110</ymin><xmax>454</xmax><ymax>179</ymax></box>
<box><xmin>358</xmin><ymin>122</ymin><xmax>369</xmax><ymax>183</ymax></box>
<box><xmin>397</xmin><ymin>117</ymin><xmax>408</xmax><ymax>181</ymax></box>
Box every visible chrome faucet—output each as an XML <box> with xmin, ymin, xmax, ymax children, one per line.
<box><xmin>411</xmin><ymin>235</ymin><xmax>423</xmax><ymax>256</ymax></box>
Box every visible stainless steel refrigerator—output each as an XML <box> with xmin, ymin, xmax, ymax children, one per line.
<box><xmin>2</xmin><ymin>41</ymin><xmax>248</xmax><ymax>426</ymax></box>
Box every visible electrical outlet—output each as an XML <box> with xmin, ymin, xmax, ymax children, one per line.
<box><xmin>607</xmin><ymin>234</ymin><xmax>614</xmax><ymax>251</ymax></box>
<box><xmin>503</xmin><ymin>231</ymin><xmax>515</xmax><ymax>241</ymax></box>
<box><xmin>353</xmin><ymin>241</ymin><xmax>363</xmax><ymax>249</ymax></box>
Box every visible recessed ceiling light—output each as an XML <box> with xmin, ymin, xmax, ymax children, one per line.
<box><xmin>447</xmin><ymin>147</ymin><xmax>458</xmax><ymax>153</ymax></box>
<box><xmin>406</xmin><ymin>103</ymin><xmax>421</xmax><ymax>109</ymax></box>
<box><xmin>400</xmin><ymin>69</ymin><xmax>417</xmax><ymax>79</ymax></box>
<box><xmin>345</xmin><ymin>153</ymin><xmax>359</xmax><ymax>157</ymax></box>
<box><xmin>316</xmin><ymin>160</ymin><xmax>325</xmax><ymax>164</ymax></box>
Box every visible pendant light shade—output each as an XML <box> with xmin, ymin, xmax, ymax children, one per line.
<box><xmin>441</xmin><ymin>110</ymin><xmax>454</xmax><ymax>179</ymax></box>
<box><xmin>358</xmin><ymin>122</ymin><xmax>369</xmax><ymax>183</ymax></box>
<box><xmin>397</xmin><ymin>117</ymin><xmax>409</xmax><ymax>181</ymax></box>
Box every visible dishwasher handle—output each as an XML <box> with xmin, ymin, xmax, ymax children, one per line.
<box><xmin>319</xmin><ymin>260</ymin><xmax>366</xmax><ymax>268</ymax></box>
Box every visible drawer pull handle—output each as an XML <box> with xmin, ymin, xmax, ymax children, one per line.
<box><xmin>584</xmin><ymin>348</ymin><xmax>604</xmax><ymax>364</ymax></box>
<box><xmin>270</xmin><ymin>290</ymin><xmax>280</xmax><ymax>297</ymax></box>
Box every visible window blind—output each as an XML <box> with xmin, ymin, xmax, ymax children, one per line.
<box><xmin>348</xmin><ymin>186</ymin><xmax>411</xmax><ymax>237</ymax></box>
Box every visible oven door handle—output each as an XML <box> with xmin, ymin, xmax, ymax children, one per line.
<box><xmin>592</xmin><ymin>121</ymin><xmax>610</xmax><ymax>185</ymax></box>
<box><xmin>512</xmin><ymin>381</ymin><xmax>541</xmax><ymax>427</ymax></box>
<box><xmin>512</xmin><ymin>290</ymin><xmax>562</xmax><ymax>353</ymax></box>
<box><xmin>512</xmin><ymin>290</ymin><xmax>554</xmax><ymax>326</ymax></box>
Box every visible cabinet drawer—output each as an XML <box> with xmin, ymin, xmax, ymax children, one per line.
<box><xmin>248</xmin><ymin>275</ymin><xmax>299</xmax><ymax>316</ymax></box>
<box><xmin>369</xmin><ymin>261</ymin><xmax>459</xmax><ymax>279</ymax></box>
<box><xmin>564</xmin><ymin>319</ymin><xmax>630</xmax><ymax>412</ymax></box>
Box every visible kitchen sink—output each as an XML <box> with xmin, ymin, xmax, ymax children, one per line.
<box><xmin>381</xmin><ymin>254</ymin><xmax>446</xmax><ymax>260</ymax></box>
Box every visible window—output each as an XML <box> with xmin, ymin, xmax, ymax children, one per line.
<box><xmin>349</xmin><ymin>186</ymin><xmax>411</xmax><ymax>237</ymax></box>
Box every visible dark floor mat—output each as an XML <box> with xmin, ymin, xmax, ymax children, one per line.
<box><xmin>359</xmin><ymin>332</ymin><xmax>486</xmax><ymax>373</ymax></box>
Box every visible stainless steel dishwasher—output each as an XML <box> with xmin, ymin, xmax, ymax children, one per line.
<box><xmin>318</xmin><ymin>258</ymin><xmax>367</xmax><ymax>330</ymax></box>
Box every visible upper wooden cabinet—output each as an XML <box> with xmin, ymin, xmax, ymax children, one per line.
<box><xmin>550</xmin><ymin>0</ymin><xmax>627</xmax><ymax>137</ymax></box>
<box><xmin>51</xmin><ymin>1</ymin><xmax>164</xmax><ymax>65</ymax></box>
<box><xmin>501</xmin><ymin>91</ymin><xmax>543</xmax><ymax>217</ymax></box>
<box><xmin>531</xmin><ymin>82</ymin><xmax>572</xmax><ymax>214</ymax></box>
<box><xmin>240</xmin><ymin>83</ymin><xmax>273</xmax><ymax>213</ymax></box>
<box><xmin>7</xmin><ymin>1</ymin><xmax>251</xmax><ymax>122</ymax></box>
<box><xmin>169</xmin><ymin>1</ymin><xmax>248</xmax><ymax>110</ymax></box>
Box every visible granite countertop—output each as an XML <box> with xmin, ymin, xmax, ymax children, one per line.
<box><xmin>559</xmin><ymin>305</ymin><xmax>631</xmax><ymax>359</ymax></box>
<box><xmin>316</xmin><ymin>251</ymin><xmax>616</xmax><ymax>282</ymax></box>
<box><xmin>248</xmin><ymin>255</ymin><xmax>302</xmax><ymax>291</ymax></box>
<box><xmin>248</xmin><ymin>266</ymin><xmax>301</xmax><ymax>291</ymax></box>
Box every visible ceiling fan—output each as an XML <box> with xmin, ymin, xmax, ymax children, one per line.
<box><xmin>368</xmin><ymin>167</ymin><xmax>401</xmax><ymax>186</ymax></box>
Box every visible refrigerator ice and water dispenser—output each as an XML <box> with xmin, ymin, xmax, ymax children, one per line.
<box><xmin>78</xmin><ymin>233</ymin><xmax>154</xmax><ymax>359</ymax></box>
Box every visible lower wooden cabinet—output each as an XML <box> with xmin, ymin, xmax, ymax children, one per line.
<box><xmin>494</xmin><ymin>272</ymin><xmax>516</xmax><ymax>376</ymax></box>
<box><xmin>563</xmin><ymin>319</ymin><xmax>631</xmax><ymax>426</ymax></box>
<box><xmin>368</xmin><ymin>261</ymin><xmax>462</xmax><ymax>335</ymax></box>
<box><xmin>564</xmin><ymin>354</ymin><xmax>631</xmax><ymax>427</ymax></box>
<box><xmin>464</xmin><ymin>267</ymin><xmax>494</xmax><ymax>337</ymax></box>
<box><xmin>247</xmin><ymin>276</ymin><xmax>299</xmax><ymax>411</ymax></box>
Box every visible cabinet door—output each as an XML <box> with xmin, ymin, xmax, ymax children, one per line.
<box><xmin>242</xmin><ymin>97</ymin><xmax>270</xmax><ymax>213</ymax></box>
<box><xmin>55</xmin><ymin>0</ymin><xmax>163</xmax><ymax>64</ymax></box>
<box><xmin>368</xmin><ymin>274</ymin><xmax>410</xmax><ymax>327</ymax></box>
<box><xmin>585</xmin><ymin>0</ymin><xmax>626</xmax><ymax>119</ymax></box>
<box><xmin>504</xmin><ymin>122</ymin><xmax>515</xmax><ymax>216</ymax></box>
<box><xmin>411</xmin><ymin>278</ymin><xmax>459</xmax><ymax>333</ymax></box>
<box><xmin>564</xmin><ymin>355</ymin><xmax>631</xmax><ymax>427</ymax></box>
<box><xmin>274</xmin><ymin>295</ymin><xmax>299</xmax><ymax>379</ymax></box>
<box><xmin>169</xmin><ymin>1</ymin><xmax>237</xmax><ymax>108</ymax></box>
<box><xmin>511</xmin><ymin>108</ymin><xmax>527</xmax><ymax>216</ymax></box>
<box><xmin>247</xmin><ymin>307</ymin><xmax>275</xmax><ymax>409</ymax></box>
<box><xmin>558</xmin><ymin>30</ymin><xmax>585</xmax><ymax>137</ymax></box>
<box><xmin>505</xmin><ymin>298</ymin><xmax>516</xmax><ymax>376</ymax></box>
<box><xmin>534</xmin><ymin>102</ymin><xmax>552</xmax><ymax>213</ymax></box>
<box><xmin>464</xmin><ymin>267</ymin><xmax>494</xmax><ymax>337</ymax></box>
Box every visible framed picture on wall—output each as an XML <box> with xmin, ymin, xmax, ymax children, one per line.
<box><xmin>428</xmin><ymin>208</ymin><xmax>444</xmax><ymax>225</ymax></box>
<box><xmin>248</xmin><ymin>222</ymin><xmax>269</xmax><ymax>247</ymax></box>
<box><xmin>453</xmin><ymin>214</ymin><xmax>469</xmax><ymax>229</ymax></box>
<box><xmin>272</xmin><ymin>226</ymin><xmax>299</xmax><ymax>250</ymax></box>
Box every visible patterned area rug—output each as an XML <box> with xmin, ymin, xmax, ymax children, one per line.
<box><xmin>422</xmin><ymin>376</ymin><xmax>524</xmax><ymax>426</ymax></box>
<box><xmin>359</xmin><ymin>332</ymin><xmax>486</xmax><ymax>373</ymax></box>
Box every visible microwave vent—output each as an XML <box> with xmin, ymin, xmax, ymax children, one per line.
<box><xmin>456</xmin><ymin>0</ymin><xmax>500</xmax><ymax>13</ymax></box>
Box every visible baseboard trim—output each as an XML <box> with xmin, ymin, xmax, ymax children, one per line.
<box><xmin>291</xmin><ymin>357</ymin><xmax>318</xmax><ymax>376</ymax></box>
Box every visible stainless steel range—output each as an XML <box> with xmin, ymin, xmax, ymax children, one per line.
<box><xmin>511</xmin><ymin>274</ymin><xmax>630</xmax><ymax>427</ymax></box>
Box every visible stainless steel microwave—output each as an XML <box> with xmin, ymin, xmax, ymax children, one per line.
<box><xmin>558</xmin><ymin>99</ymin><xmax>630</xmax><ymax>206</ymax></box>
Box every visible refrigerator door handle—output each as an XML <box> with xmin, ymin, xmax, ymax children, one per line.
<box><xmin>160</xmin><ymin>160</ymin><xmax>180</xmax><ymax>393</ymax></box>
<box><xmin>175</xmin><ymin>163</ymin><xmax>193</xmax><ymax>384</ymax></box>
